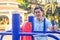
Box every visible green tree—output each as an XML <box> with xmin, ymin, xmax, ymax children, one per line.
<box><xmin>16</xmin><ymin>0</ymin><xmax>28</xmax><ymax>10</ymax></box>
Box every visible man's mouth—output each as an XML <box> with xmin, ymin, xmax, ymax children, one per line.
<box><xmin>37</xmin><ymin>15</ymin><xmax>40</xmax><ymax>17</ymax></box>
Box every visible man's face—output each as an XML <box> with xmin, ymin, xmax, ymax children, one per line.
<box><xmin>34</xmin><ymin>9</ymin><xmax>43</xmax><ymax>20</ymax></box>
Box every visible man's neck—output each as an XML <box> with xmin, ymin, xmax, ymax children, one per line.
<box><xmin>37</xmin><ymin>17</ymin><xmax>42</xmax><ymax>22</ymax></box>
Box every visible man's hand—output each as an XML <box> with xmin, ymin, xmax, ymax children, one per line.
<box><xmin>48</xmin><ymin>25</ymin><xmax>58</xmax><ymax>31</ymax></box>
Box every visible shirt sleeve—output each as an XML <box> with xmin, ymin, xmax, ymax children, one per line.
<box><xmin>46</xmin><ymin>19</ymin><xmax>52</xmax><ymax>28</ymax></box>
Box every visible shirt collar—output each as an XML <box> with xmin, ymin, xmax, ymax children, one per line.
<box><xmin>34</xmin><ymin>17</ymin><xmax>44</xmax><ymax>23</ymax></box>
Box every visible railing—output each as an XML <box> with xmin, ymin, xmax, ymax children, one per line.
<box><xmin>0</xmin><ymin>13</ymin><xmax>60</xmax><ymax>40</ymax></box>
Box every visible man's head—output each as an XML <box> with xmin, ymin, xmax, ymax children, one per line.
<box><xmin>34</xmin><ymin>6</ymin><xmax>44</xmax><ymax>21</ymax></box>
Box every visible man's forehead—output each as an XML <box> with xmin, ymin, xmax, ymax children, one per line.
<box><xmin>35</xmin><ymin>9</ymin><xmax>41</xmax><ymax>12</ymax></box>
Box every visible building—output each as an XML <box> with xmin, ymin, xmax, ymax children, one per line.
<box><xmin>0</xmin><ymin>0</ymin><xmax>27</xmax><ymax>31</ymax></box>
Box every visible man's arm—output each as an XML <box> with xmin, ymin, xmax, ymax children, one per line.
<box><xmin>46</xmin><ymin>19</ymin><xmax>57</xmax><ymax>31</ymax></box>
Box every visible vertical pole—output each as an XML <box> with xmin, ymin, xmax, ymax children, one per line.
<box><xmin>12</xmin><ymin>14</ymin><xmax>20</xmax><ymax>40</ymax></box>
<box><xmin>52</xmin><ymin>20</ymin><xmax>55</xmax><ymax>26</ymax></box>
<box><xmin>28</xmin><ymin>16</ymin><xmax>34</xmax><ymax>40</ymax></box>
<box><xmin>52</xmin><ymin>20</ymin><xmax>55</xmax><ymax>31</ymax></box>
<box><xmin>43</xmin><ymin>18</ymin><xmax>46</xmax><ymax>33</ymax></box>
<box><xmin>28</xmin><ymin>16</ymin><xmax>34</xmax><ymax>32</ymax></box>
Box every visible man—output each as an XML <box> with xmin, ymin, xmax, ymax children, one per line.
<box><xmin>33</xmin><ymin>6</ymin><xmax>56</xmax><ymax>40</ymax></box>
<box><xmin>21</xmin><ymin>6</ymin><xmax>57</xmax><ymax>40</ymax></box>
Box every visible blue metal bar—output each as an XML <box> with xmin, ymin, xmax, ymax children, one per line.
<box><xmin>0</xmin><ymin>32</ymin><xmax>59</xmax><ymax>40</ymax></box>
<box><xmin>12</xmin><ymin>14</ymin><xmax>20</xmax><ymax>40</ymax></box>
<box><xmin>52</xmin><ymin>20</ymin><xmax>55</xmax><ymax>31</ymax></box>
<box><xmin>28</xmin><ymin>16</ymin><xmax>34</xmax><ymax>32</ymax></box>
<box><xmin>19</xmin><ymin>32</ymin><xmax>60</xmax><ymax>36</ymax></box>
<box><xmin>28</xmin><ymin>16</ymin><xmax>34</xmax><ymax>40</ymax></box>
<box><xmin>0</xmin><ymin>30</ymin><xmax>12</xmax><ymax>40</ymax></box>
<box><xmin>52</xmin><ymin>20</ymin><xmax>55</xmax><ymax>26</ymax></box>
<box><xmin>0</xmin><ymin>32</ymin><xmax>12</xmax><ymax>35</ymax></box>
<box><xmin>33</xmin><ymin>31</ymin><xmax>60</xmax><ymax>34</ymax></box>
<box><xmin>43</xmin><ymin>18</ymin><xmax>46</xmax><ymax>33</ymax></box>
<box><xmin>0</xmin><ymin>31</ymin><xmax>60</xmax><ymax>40</ymax></box>
<box><xmin>0</xmin><ymin>31</ymin><xmax>60</xmax><ymax>35</ymax></box>
<box><xmin>48</xmin><ymin>34</ymin><xmax>60</xmax><ymax>40</ymax></box>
